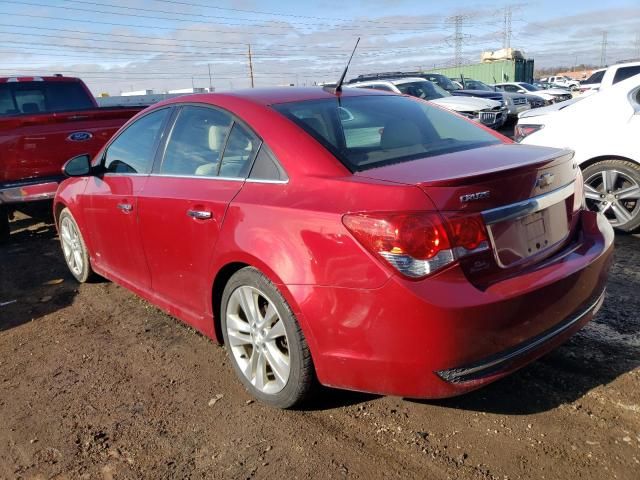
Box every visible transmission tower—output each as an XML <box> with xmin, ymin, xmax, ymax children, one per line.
<box><xmin>635</xmin><ymin>33</ymin><xmax>640</xmax><ymax>59</ymax></box>
<box><xmin>503</xmin><ymin>6</ymin><xmax>512</xmax><ymax>49</ymax></box>
<box><xmin>450</xmin><ymin>15</ymin><xmax>465</xmax><ymax>67</ymax></box>
<box><xmin>600</xmin><ymin>31</ymin><xmax>608</xmax><ymax>67</ymax></box>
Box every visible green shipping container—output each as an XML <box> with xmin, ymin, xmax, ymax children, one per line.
<box><xmin>423</xmin><ymin>59</ymin><xmax>534</xmax><ymax>84</ymax></box>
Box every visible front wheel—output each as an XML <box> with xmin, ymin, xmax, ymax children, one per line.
<box><xmin>221</xmin><ymin>267</ymin><xmax>315</xmax><ymax>408</ymax></box>
<box><xmin>582</xmin><ymin>160</ymin><xmax>640</xmax><ymax>232</ymax></box>
<box><xmin>58</xmin><ymin>208</ymin><xmax>94</xmax><ymax>282</ymax></box>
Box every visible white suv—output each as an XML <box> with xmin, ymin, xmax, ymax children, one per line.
<box><xmin>346</xmin><ymin>77</ymin><xmax>507</xmax><ymax>129</ymax></box>
<box><xmin>579</xmin><ymin>62</ymin><xmax>640</xmax><ymax>95</ymax></box>
<box><xmin>543</xmin><ymin>75</ymin><xmax>580</xmax><ymax>90</ymax></box>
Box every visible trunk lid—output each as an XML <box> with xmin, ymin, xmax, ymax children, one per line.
<box><xmin>355</xmin><ymin>144</ymin><xmax>581</xmax><ymax>282</ymax></box>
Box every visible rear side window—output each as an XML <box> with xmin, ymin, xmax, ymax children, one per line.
<box><xmin>613</xmin><ymin>66</ymin><xmax>640</xmax><ymax>84</ymax></box>
<box><xmin>219</xmin><ymin>123</ymin><xmax>261</xmax><ymax>178</ymax></box>
<box><xmin>161</xmin><ymin>106</ymin><xmax>233</xmax><ymax>177</ymax></box>
<box><xmin>104</xmin><ymin>109</ymin><xmax>170</xmax><ymax>174</ymax></box>
<box><xmin>0</xmin><ymin>81</ymin><xmax>94</xmax><ymax>116</ymax></box>
<box><xmin>273</xmin><ymin>95</ymin><xmax>500</xmax><ymax>172</ymax></box>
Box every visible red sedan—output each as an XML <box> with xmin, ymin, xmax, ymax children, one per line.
<box><xmin>54</xmin><ymin>87</ymin><xmax>613</xmax><ymax>408</ymax></box>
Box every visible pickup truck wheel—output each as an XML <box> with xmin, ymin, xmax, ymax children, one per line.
<box><xmin>582</xmin><ymin>160</ymin><xmax>640</xmax><ymax>232</ymax></box>
<box><xmin>221</xmin><ymin>267</ymin><xmax>315</xmax><ymax>409</ymax></box>
<box><xmin>0</xmin><ymin>206</ymin><xmax>9</xmax><ymax>242</ymax></box>
<box><xmin>58</xmin><ymin>208</ymin><xmax>93</xmax><ymax>282</ymax></box>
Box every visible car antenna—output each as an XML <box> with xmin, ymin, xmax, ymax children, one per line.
<box><xmin>331</xmin><ymin>37</ymin><xmax>360</xmax><ymax>95</ymax></box>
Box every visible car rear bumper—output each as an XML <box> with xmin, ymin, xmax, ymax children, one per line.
<box><xmin>0</xmin><ymin>176</ymin><xmax>62</xmax><ymax>204</ymax></box>
<box><xmin>291</xmin><ymin>210</ymin><xmax>614</xmax><ymax>399</ymax></box>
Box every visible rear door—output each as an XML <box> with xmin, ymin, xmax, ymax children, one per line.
<box><xmin>137</xmin><ymin>105</ymin><xmax>261</xmax><ymax>317</ymax></box>
<box><xmin>82</xmin><ymin>108</ymin><xmax>172</xmax><ymax>289</ymax></box>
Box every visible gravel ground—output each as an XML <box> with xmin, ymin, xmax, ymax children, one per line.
<box><xmin>0</xmin><ymin>213</ymin><xmax>638</xmax><ymax>480</ymax></box>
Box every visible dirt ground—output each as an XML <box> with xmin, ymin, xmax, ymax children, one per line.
<box><xmin>0</xmin><ymin>213</ymin><xmax>638</xmax><ymax>480</ymax></box>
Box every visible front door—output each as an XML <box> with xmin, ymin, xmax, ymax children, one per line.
<box><xmin>138</xmin><ymin>105</ymin><xmax>261</xmax><ymax>318</ymax></box>
<box><xmin>82</xmin><ymin>108</ymin><xmax>171</xmax><ymax>289</ymax></box>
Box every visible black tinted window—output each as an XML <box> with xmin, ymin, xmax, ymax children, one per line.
<box><xmin>273</xmin><ymin>95</ymin><xmax>500</xmax><ymax>172</ymax></box>
<box><xmin>219</xmin><ymin>123</ymin><xmax>261</xmax><ymax>178</ymax></box>
<box><xmin>613</xmin><ymin>66</ymin><xmax>640</xmax><ymax>84</ymax></box>
<box><xmin>249</xmin><ymin>145</ymin><xmax>288</xmax><ymax>181</ymax></box>
<box><xmin>105</xmin><ymin>109</ymin><xmax>169</xmax><ymax>174</ymax></box>
<box><xmin>584</xmin><ymin>70</ymin><xmax>604</xmax><ymax>84</ymax></box>
<box><xmin>161</xmin><ymin>106</ymin><xmax>232</xmax><ymax>177</ymax></box>
<box><xmin>0</xmin><ymin>81</ymin><xmax>94</xmax><ymax>116</ymax></box>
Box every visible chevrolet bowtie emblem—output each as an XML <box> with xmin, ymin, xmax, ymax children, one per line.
<box><xmin>537</xmin><ymin>173</ymin><xmax>555</xmax><ymax>188</ymax></box>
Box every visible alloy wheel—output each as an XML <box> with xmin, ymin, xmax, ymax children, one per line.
<box><xmin>584</xmin><ymin>169</ymin><xmax>640</xmax><ymax>228</ymax></box>
<box><xmin>225</xmin><ymin>286</ymin><xmax>290</xmax><ymax>395</ymax></box>
<box><xmin>60</xmin><ymin>216</ymin><xmax>84</xmax><ymax>277</ymax></box>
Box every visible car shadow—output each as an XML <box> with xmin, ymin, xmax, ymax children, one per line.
<box><xmin>0</xmin><ymin>214</ymin><xmax>80</xmax><ymax>332</ymax></box>
<box><xmin>407</xmin><ymin>233</ymin><xmax>639</xmax><ymax>415</ymax></box>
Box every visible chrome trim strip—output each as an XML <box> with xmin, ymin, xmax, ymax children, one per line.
<box><xmin>482</xmin><ymin>181</ymin><xmax>575</xmax><ymax>225</ymax></box>
<box><xmin>436</xmin><ymin>289</ymin><xmax>606</xmax><ymax>384</ymax></box>
<box><xmin>104</xmin><ymin>172</ymin><xmax>289</xmax><ymax>184</ymax></box>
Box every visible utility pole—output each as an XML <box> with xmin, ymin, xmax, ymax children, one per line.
<box><xmin>600</xmin><ymin>31</ymin><xmax>608</xmax><ymax>67</ymax></box>
<box><xmin>247</xmin><ymin>44</ymin><xmax>255</xmax><ymax>88</ymax></box>
<box><xmin>502</xmin><ymin>6</ymin><xmax>512</xmax><ymax>49</ymax></box>
<box><xmin>449</xmin><ymin>15</ymin><xmax>465</xmax><ymax>67</ymax></box>
<box><xmin>208</xmin><ymin>64</ymin><xmax>213</xmax><ymax>92</ymax></box>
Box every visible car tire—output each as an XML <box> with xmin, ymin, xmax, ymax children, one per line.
<box><xmin>0</xmin><ymin>206</ymin><xmax>9</xmax><ymax>243</ymax></box>
<box><xmin>221</xmin><ymin>267</ymin><xmax>315</xmax><ymax>408</ymax></box>
<box><xmin>58</xmin><ymin>208</ymin><xmax>94</xmax><ymax>282</ymax></box>
<box><xmin>582</xmin><ymin>159</ymin><xmax>640</xmax><ymax>232</ymax></box>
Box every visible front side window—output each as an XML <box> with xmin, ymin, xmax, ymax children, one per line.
<box><xmin>161</xmin><ymin>106</ymin><xmax>233</xmax><ymax>177</ymax></box>
<box><xmin>104</xmin><ymin>108</ymin><xmax>170</xmax><ymax>174</ymax></box>
<box><xmin>273</xmin><ymin>95</ymin><xmax>500</xmax><ymax>172</ymax></box>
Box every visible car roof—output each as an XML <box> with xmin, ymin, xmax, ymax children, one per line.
<box><xmin>157</xmin><ymin>86</ymin><xmax>389</xmax><ymax>107</ymax></box>
<box><xmin>351</xmin><ymin>77</ymin><xmax>426</xmax><ymax>86</ymax></box>
<box><xmin>0</xmin><ymin>75</ymin><xmax>82</xmax><ymax>83</ymax></box>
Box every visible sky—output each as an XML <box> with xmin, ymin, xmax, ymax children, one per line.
<box><xmin>0</xmin><ymin>0</ymin><xmax>638</xmax><ymax>95</ymax></box>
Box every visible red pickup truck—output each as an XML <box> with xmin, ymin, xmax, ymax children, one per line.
<box><xmin>0</xmin><ymin>75</ymin><xmax>143</xmax><ymax>240</ymax></box>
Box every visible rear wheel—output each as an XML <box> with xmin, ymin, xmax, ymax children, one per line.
<box><xmin>59</xmin><ymin>208</ymin><xmax>93</xmax><ymax>282</ymax></box>
<box><xmin>221</xmin><ymin>267</ymin><xmax>315</xmax><ymax>408</ymax></box>
<box><xmin>583</xmin><ymin>160</ymin><xmax>640</xmax><ymax>232</ymax></box>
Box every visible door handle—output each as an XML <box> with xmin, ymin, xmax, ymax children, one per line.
<box><xmin>117</xmin><ymin>202</ymin><xmax>133</xmax><ymax>212</ymax></box>
<box><xmin>187</xmin><ymin>209</ymin><xmax>213</xmax><ymax>220</ymax></box>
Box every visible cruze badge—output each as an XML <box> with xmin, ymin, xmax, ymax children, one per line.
<box><xmin>460</xmin><ymin>191</ymin><xmax>490</xmax><ymax>203</ymax></box>
<box><xmin>537</xmin><ymin>173</ymin><xmax>555</xmax><ymax>188</ymax></box>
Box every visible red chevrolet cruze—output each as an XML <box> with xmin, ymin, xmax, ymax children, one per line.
<box><xmin>54</xmin><ymin>88</ymin><xmax>613</xmax><ymax>408</ymax></box>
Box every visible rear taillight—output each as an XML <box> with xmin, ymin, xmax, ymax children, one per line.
<box><xmin>573</xmin><ymin>168</ymin><xmax>586</xmax><ymax>212</ymax></box>
<box><xmin>514</xmin><ymin>124</ymin><xmax>543</xmax><ymax>142</ymax></box>
<box><xmin>342</xmin><ymin>211</ymin><xmax>489</xmax><ymax>279</ymax></box>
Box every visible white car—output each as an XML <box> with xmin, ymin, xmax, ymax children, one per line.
<box><xmin>494</xmin><ymin>82</ymin><xmax>573</xmax><ymax>104</ymax></box>
<box><xmin>516</xmin><ymin>74</ymin><xmax>640</xmax><ymax>232</ymax></box>
<box><xmin>542</xmin><ymin>75</ymin><xmax>580</xmax><ymax>90</ymax></box>
<box><xmin>346</xmin><ymin>77</ymin><xmax>508</xmax><ymax>129</ymax></box>
<box><xmin>578</xmin><ymin>62</ymin><xmax>640</xmax><ymax>95</ymax></box>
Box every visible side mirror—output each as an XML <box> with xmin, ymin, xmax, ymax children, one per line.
<box><xmin>62</xmin><ymin>154</ymin><xmax>92</xmax><ymax>177</ymax></box>
<box><xmin>517</xmin><ymin>89</ymin><xmax>526</xmax><ymax>94</ymax></box>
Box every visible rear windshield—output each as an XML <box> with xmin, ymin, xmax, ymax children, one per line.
<box><xmin>0</xmin><ymin>81</ymin><xmax>94</xmax><ymax>116</ymax></box>
<box><xmin>272</xmin><ymin>95</ymin><xmax>501</xmax><ymax>172</ymax></box>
